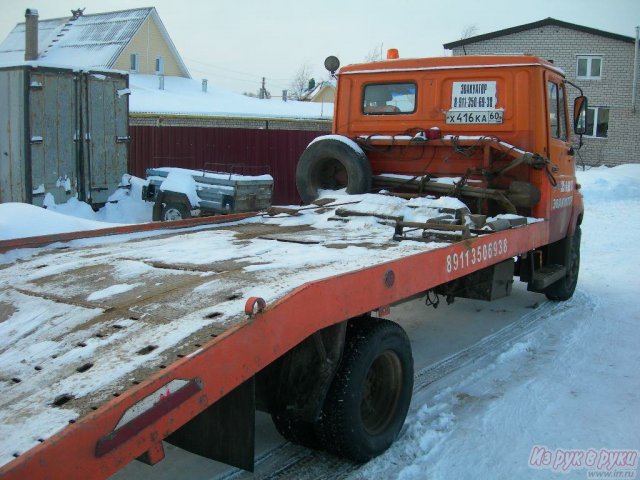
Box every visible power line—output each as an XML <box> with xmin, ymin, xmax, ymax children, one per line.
<box><xmin>184</xmin><ymin>56</ymin><xmax>294</xmax><ymax>86</ymax></box>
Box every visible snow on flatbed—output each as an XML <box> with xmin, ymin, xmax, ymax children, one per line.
<box><xmin>1</xmin><ymin>193</ymin><xmax>519</xmax><ymax>467</ymax></box>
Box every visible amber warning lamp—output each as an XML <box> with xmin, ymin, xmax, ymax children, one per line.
<box><xmin>387</xmin><ymin>48</ymin><xmax>399</xmax><ymax>59</ymax></box>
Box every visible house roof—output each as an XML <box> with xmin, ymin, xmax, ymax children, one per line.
<box><xmin>443</xmin><ymin>17</ymin><xmax>636</xmax><ymax>49</ymax></box>
<box><xmin>0</xmin><ymin>7</ymin><xmax>190</xmax><ymax>77</ymax></box>
<box><xmin>303</xmin><ymin>80</ymin><xmax>336</xmax><ymax>101</ymax></box>
<box><xmin>129</xmin><ymin>74</ymin><xmax>332</xmax><ymax>120</ymax></box>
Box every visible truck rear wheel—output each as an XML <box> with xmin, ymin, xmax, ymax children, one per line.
<box><xmin>317</xmin><ymin>318</ymin><xmax>413</xmax><ymax>462</ymax></box>
<box><xmin>271</xmin><ymin>412</ymin><xmax>323</xmax><ymax>450</ymax></box>
<box><xmin>296</xmin><ymin>137</ymin><xmax>372</xmax><ymax>204</ymax></box>
<box><xmin>545</xmin><ymin>226</ymin><xmax>581</xmax><ymax>301</ymax></box>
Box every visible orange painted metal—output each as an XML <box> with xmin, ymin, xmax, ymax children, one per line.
<box><xmin>331</xmin><ymin>55</ymin><xmax>584</xmax><ymax>241</ymax></box>
<box><xmin>0</xmin><ymin>212</ymin><xmax>257</xmax><ymax>254</ymax></box>
<box><xmin>0</xmin><ymin>220</ymin><xmax>549</xmax><ymax>480</ymax></box>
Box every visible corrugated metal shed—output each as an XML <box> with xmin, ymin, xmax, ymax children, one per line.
<box><xmin>130</xmin><ymin>126</ymin><xmax>329</xmax><ymax>205</ymax></box>
<box><xmin>0</xmin><ymin>64</ymin><xmax>129</xmax><ymax>206</ymax></box>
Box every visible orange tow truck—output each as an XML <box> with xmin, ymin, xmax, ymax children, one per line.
<box><xmin>0</xmin><ymin>52</ymin><xmax>586</xmax><ymax>478</ymax></box>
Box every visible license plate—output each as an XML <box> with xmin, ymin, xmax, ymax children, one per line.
<box><xmin>446</xmin><ymin>110</ymin><xmax>503</xmax><ymax>124</ymax></box>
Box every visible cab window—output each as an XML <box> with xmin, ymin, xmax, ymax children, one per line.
<box><xmin>363</xmin><ymin>83</ymin><xmax>416</xmax><ymax>115</ymax></box>
<box><xmin>548</xmin><ymin>81</ymin><xmax>567</xmax><ymax>141</ymax></box>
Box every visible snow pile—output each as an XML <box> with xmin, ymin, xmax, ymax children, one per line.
<box><xmin>0</xmin><ymin>175</ymin><xmax>154</xmax><ymax>241</ymax></box>
<box><xmin>129</xmin><ymin>74</ymin><xmax>333</xmax><ymax>119</ymax></box>
<box><xmin>0</xmin><ymin>203</ymin><xmax>121</xmax><ymax>241</ymax></box>
<box><xmin>159</xmin><ymin>169</ymin><xmax>200</xmax><ymax>207</ymax></box>
<box><xmin>577</xmin><ymin>164</ymin><xmax>640</xmax><ymax>203</ymax></box>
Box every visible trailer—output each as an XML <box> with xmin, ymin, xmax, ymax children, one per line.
<box><xmin>142</xmin><ymin>167</ymin><xmax>274</xmax><ymax>221</ymax></box>
<box><xmin>0</xmin><ymin>53</ymin><xmax>586</xmax><ymax>478</ymax></box>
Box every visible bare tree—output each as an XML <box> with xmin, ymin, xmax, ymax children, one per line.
<box><xmin>459</xmin><ymin>24</ymin><xmax>478</xmax><ymax>55</ymax></box>
<box><xmin>290</xmin><ymin>64</ymin><xmax>314</xmax><ymax>100</ymax></box>
<box><xmin>460</xmin><ymin>24</ymin><xmax>478</xmax><ymax>40</ymax></box>
<box><xmin>364</xmin><ymin>43</ymin><xmax>384</xmax><ymax>62</ymax></box>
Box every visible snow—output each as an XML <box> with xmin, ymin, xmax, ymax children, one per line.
<box><xmin>309</xmin><ymin>134</ymin><xmax>366</xmax><ymax>154</ymax></box>
<box><xmin>151</xmin><ymin>167</ymin><xmax>273</xmax><ymax>182</ymax></box>
<box><xmin>86</xmin><ymin>283</ymin><xmax>142</xmax><ymax>301</ymax></box>
<box><xmin>159</xmin><ymin>169</ymin><xmax>200</xmax><ymax>207</ymax></box>
<box><xmin>0</xmin><ymin>165</ymin><xmax>638</xmax><ymax>477</ymax></box>
<box><xmin>0</xmin><ymin>175</ymin><xmax>153</xmax><ymax>241</ymax></box>
<box><xmin>129</xmin><ymin>74</ymin><xmax>332</xmax><ymax>120</ymax></box>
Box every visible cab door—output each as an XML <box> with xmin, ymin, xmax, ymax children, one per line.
<box><xmin>545</xmin><ymin>71</ymin><xmax>574</xmax><ymax>241</ymax></box>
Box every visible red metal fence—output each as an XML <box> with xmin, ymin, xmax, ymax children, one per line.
<box><xmin>129</xmin><ymin>126</ymin><xmax>329</xmax><ymax>205</ymax></box>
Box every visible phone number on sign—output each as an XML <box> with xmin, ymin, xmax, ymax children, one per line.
<box><xmin>446</xmin><ymin>238</ymin><xmax>509</xmax><ymax>273</ymax></box>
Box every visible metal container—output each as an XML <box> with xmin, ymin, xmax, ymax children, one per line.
<box><xmin>0</xmin><ymin>64</ymin><xmax>129</xmax><ymax>207</ymax></box>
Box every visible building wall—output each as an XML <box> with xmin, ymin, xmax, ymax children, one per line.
<box><xmin>449</xmin><ymin>25</ymin><xmax>640</xmax><ymax>166</ymax></box>
<box><xmin>113</xmin><ymin>16</ymin><xmax>186</xmax><ymax>77</ymax></box>
<box><xmin>310</xmin><ymin>86</ymin><xmax>336</xmax><ymax>103</ymax></box>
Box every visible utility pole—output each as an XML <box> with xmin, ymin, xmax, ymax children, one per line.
<box><xmin>633</xmin><ymin>26</ymin><xmax>639</xmax><ymax>113</ymax></box>
<box><xmin>259</xmin><ymin>77</ymin><xmax>266</xmax><ymax>99</ymax></box>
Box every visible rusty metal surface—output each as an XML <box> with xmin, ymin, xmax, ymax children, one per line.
<box><xmin>0</xmin><ymin>211</ymin><xmax>257</xmax><ymax>253</ymax></box>
<box><xmin>0</xmin><ymin>219</ymin><xmax>550</xmax><ymax>480</ymax></box>
<box><xmin>129</xmin><ymin>126</ymin><xmax>327</xmax><ymax>205</ymax></box>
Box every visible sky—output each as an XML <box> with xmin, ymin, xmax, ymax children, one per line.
<box><xmin>1</xmin><ymin>0</ymin><xmax>639</xmax><ymax>94</ymax></box>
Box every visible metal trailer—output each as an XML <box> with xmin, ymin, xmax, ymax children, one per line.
<box><xmin>0</xmin><ymin>206</ymin><xmax>560</xmax><ymax>479</ymax></box>
<box><xmin>143</xmin><ymin>167</ymin><xmax>274</xmax><ymax>220</ymax></box>
<box><xmin>0</xmin><ymin>64</ymin><xmax>129</xmax><ymax>207</ymax></box>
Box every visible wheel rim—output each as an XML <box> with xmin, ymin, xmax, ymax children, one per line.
<box><xmin>360</xmin><ymin>350</ymin><xmax>403</xmax><ymax>436</ymax></box>
<box><xmin>163</xmin><ymin>208</ymin><xmax>183</xmax><ymax>221</ymax></box>
<box><xmin>314</xmin><ymin>158</ymin><xmax>348</xmax><ymax>190</ymax></box>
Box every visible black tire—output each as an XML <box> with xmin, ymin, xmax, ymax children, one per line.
<box><xmin>271</xmin><ymin>411</ymin><xmax>323</xmax><ymax>450</ymax></box>
<box><xmin>160</xmin><ymin>202</ymin><xmax>191</xmax><ymax>221</ymax></box>
<box><xmin>296</xmin><ymin>137</ymin><xmax>372</xmax><ymax>204</ymax></box>
<box><xmin>317</xmin><ymin>318</ymin><xmax>413</xmax><ymax>463</ymax></box>
<box><xmin>545</xmin><ymin>226</ymin><xmax>581</xmax><ymax>301</ymax></box>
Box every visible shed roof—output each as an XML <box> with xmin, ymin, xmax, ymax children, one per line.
<box><xmin>443</xmin><ymin>17</ymin><xmax>636</xmax><ymax>49</ymax></box>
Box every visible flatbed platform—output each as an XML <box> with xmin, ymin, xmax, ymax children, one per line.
<box><xmin>0</xmin><ymin>194</ymin><xmax>549</xmax><ymax>478</ymax></box>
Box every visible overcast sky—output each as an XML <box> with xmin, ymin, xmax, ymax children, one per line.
<box><xmin>1</xmin><ymin>0</ymin><xmax>638</xmax><ymax>93</ymax></box>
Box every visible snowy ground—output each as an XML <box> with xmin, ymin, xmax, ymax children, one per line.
<box><xmin>1</xmin><ymin>165</ymin><xmax>639</xmax><ymax>479</ymax></box>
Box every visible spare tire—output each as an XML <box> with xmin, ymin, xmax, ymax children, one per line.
<box><xmin>296</xmin><ymin>136</ymin><xmax>372</xmax><ymax>204</ymax></box>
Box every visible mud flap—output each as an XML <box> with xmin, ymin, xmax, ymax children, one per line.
<box><xmin>166</xmin><ymin>377</ymin><xmax>256</xmax><ymax>471</ymax></box>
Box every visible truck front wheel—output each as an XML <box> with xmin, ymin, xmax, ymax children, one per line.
<box><xmin>318</xmin><ymin>318</ymin><xmax>413</xmax><ymax>462</ymax></box>
<box><xmin>545</xmin><ymin>226</ymin><xmax>581</xmax><ymax>301</ymax></box>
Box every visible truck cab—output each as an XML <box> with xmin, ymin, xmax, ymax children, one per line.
<box><xmin>297</xmin><ymin>54</ymin><xmax>587</xmax><ymax>244</ymax></box>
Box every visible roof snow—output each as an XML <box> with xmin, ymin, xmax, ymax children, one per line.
<box><xmin>129</xmin><ymin>74</ymin><xmax>333</xmax><ymax>120</ymax></box>
<box><xmin>0</xmin><ymin>8</ymin><xmax>157</xmax><ymax>70</ymax></box>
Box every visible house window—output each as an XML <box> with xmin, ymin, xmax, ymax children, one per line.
<box><xmin>155</xmin><ymin>56</ymin><xmax>165</xmax><ymax>75</ymax></box>
<box><xmin>579</xmin><ymin>106</ymin><xmax>609</xmax><ymax>138</ymax></box>
<box><xmin>362</xmin><ymin>83</ymin><xmax>416</xmax><ymax>115</ymax></box>
<box><xmin>130</xmin><ymin>53</ymin><xmax>139</xmax><ymax>72</ymax></box>
<box><xmin>576</xmin><ymin>56</ymin><xmax>602</xmax><ymax>80</ymax></box>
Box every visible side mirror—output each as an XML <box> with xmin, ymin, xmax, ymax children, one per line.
<box><xmin>573</xmin><ymin>95</ymin><xmax>588</xmax><ymax>135</ymax></box>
